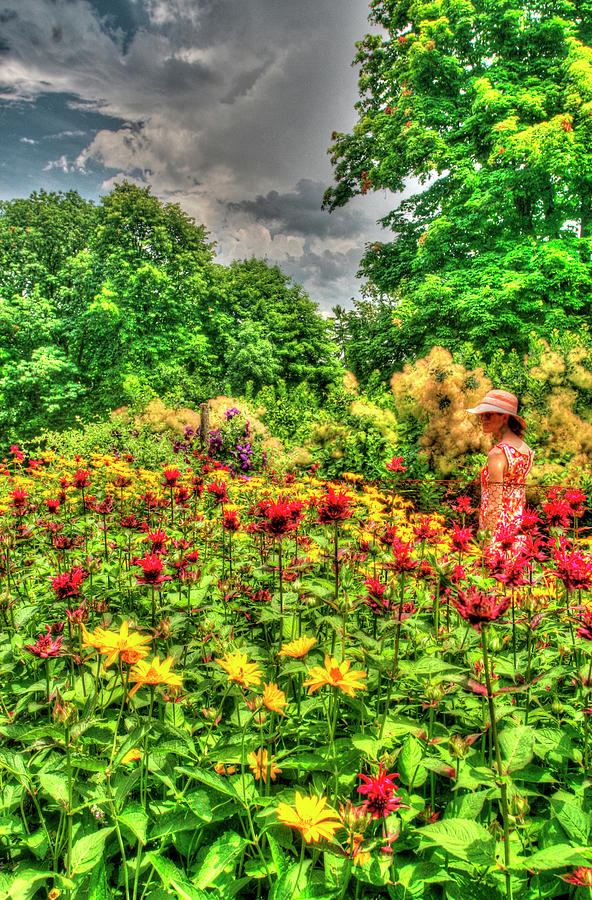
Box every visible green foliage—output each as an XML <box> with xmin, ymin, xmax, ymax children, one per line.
<box><xmin>325</xmin><ymin>0</ymin><xmax>592</xmax><ymax>376</ymax></box>
<box><xmin>0</xmin><ymin>184</ymin><xmax>340</xmax><ymax>446</ymax></box>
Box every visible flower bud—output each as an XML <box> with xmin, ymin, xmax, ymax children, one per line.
<box><xmin>53</xmin><ymin>695</ymin><xmax>77</xmax><ymax>727</ymax></box>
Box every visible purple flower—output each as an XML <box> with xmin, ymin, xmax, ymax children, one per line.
<box><xmin>225</xmin><ymin>407</ymin><xmax>240</xmax><ymax>420</ymax></box>
<box><xmin>208</xmin><ymin>428</ymin><xmax>224</xmax><ymax>455</ymax></box>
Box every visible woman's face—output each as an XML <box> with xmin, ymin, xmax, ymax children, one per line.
<box><xmin>477</xmin><ymin>411</ymin><xmax>508</xmax><ymax>435</ymax></box>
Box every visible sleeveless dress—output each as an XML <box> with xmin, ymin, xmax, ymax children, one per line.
<box><xmin>479</xmin><ymin>442</ymin><xmax>534</xmax><ymax>538</ymax></box>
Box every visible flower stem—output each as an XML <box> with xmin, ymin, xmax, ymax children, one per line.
<box><xmin>482</xmin><ymin>625</ymin><xmax>513</xmax><ymax>900</ymax></box>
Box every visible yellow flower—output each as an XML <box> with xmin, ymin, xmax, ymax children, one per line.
<box><xmin>48</xmin><ymin>890</ymin><xmax>61</xmax><ymax>900</ymax></box>
<box><xmin>215</xmin><ymin>650</ymin><xmax>262</xmax><ymax>688</ymax></box>
<box><xmin>214</xmin><ymin>762</ymin><xmax>237</xmax><ymax>776</ymax></box>
<box><xmin>279</xmin><ymin>635</ymin><xmax>317</xmax><ymax>659</ymax></box>
<box><xmin>127</xmin><ymin>656</ymin><xmax>183</xmax><ymax>699</ymax></box>
<box><xmin>303</xmin><ymin>655</ymin><xmax>367</xmax><ymax>697</ymax></box>
<box><xmin>121</xmin><ymin>748</ymin><xmax>141</xmax><ymax>765</ymax></box>
<box><xmin>248</xmin><ymin>748</ymin><xmax>282</xmax><ymax>783</ymax></box>
<box><xmin>82</xmin><ymin>621</ymin><xmax>152</xmax><ymax>668</ymax></box>
<box><xmin>276</xmin><ymin>792</ymin><xmax>342</xmax><ymax>843</ymax></box>
<box><xmin>262</xmin><ymin>682</ymin><xmax>287</xmax><ymax>716</ymax></box>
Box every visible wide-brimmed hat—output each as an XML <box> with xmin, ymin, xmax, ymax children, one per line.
<box><xmin>467</xmin><ymin>389</ymin><xmax>526</xmax><ymax>430</ymax></box>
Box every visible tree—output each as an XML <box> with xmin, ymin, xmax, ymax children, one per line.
<box><xmin>324</xmin><ymin>0</ymin><xmax>592</xmax><ymax>377</ymax></box>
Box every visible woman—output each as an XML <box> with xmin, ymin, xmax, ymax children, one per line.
<box><xmin>467</xmin><ymin>389</ymin><xmax>534</xmax><ymax>542</ymax></box>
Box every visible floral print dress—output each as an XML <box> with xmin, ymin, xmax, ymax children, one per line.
<box><xmin>479</xmin><ymin>442</ymin><xmax>535</xmax><ymax>538</ymax></box>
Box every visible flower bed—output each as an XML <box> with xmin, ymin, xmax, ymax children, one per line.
<box><xmin>1</xmin><ymin>443</ymin><xmax>592</xmax><ymax>899</ymax></box>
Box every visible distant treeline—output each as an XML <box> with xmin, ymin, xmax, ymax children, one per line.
<box><xmin>0</xmin><ymin>183</ymin><xmax>340</xmax><ymax>443</ymax></box>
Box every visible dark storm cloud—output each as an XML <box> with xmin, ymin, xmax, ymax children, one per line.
<box><xmin>0</xmin><ymin>0</ymin><xmax>394</xmax><ymax>309</ymax></box>
<box><xmin>228</xmin><ymin>179</ymin><xmax>374</xmax><ymax>241</ymax></box>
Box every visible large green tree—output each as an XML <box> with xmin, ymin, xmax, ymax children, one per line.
<box><xmin>324</xmin><ymin>0</ymin><xmax>592</xmax><ymax>378</ymax></box>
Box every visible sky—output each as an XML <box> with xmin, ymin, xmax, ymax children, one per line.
<box><xmin>0</xmin><ymin>0</ymin><xmax>396</xmax><ymax>313</ymax></box>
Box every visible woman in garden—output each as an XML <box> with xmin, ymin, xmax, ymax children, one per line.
<box><xmin>467</xmin><ymin>389</ymin><xmax>534</xmax><ymax>544</ymax></box>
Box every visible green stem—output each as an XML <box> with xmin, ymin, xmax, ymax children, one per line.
<box><xmin>482</xmin><ymin>625</ymin><xmax>513</xmax><ymax>900</ymax></box>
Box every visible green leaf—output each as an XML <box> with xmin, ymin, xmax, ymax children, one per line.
<box><xmin>397</xmin><ymin>735</ymin><xmax>427</xmax><ymax>789</ymax></box>
<box><xmin>551</xmin><ymin>798</ymin><xmax>591</xmax><ymax>844</ymax></box>
<box><xmin>185</xmin><ymin>790</ymin><xmax>213</xmax><ymax>823</ymax></box>
<box><xmin>193</xmin><ymin>830</ymin><xmax>247</xmax><ymax>889</ymax></box>
<box><xmin>498</xmin><ymin>726</ymin><xmax>534</xmax><ymax>774</ymax></box>
<box><xmin>8</xmin><ymin>868</ymin><xmax>72</xmax><ymax>900</ymax></box>
<box><xmin>268</xmin><ymin>860</ymin><xmax>311</xmax><ymax>900</ymax></box>
<box><xmin>145</xmin><ymin>852</ymin><xmax>209</xmax><ymax>900</ymax></box>
<box><xmin>117</xmin><ymin>802</ymin><xmax>149</xmax><ymax>845</ymax></box>
<box><xmin>512</xmin><ymin>844</ymin><xmax>592</xmax><ymax>871</ymax></box>
<box><xmin>416</xmin><ymin>819</ymin><xmax>496</xmax><ymax>866</ymax></box>
<box><xmin>175</xmin><ymin>765</ymin><xmax>238</xmax><ymax>799</ymax></box>
<box><xmin>70</xmin><ymin>828</ymin><xmax>115</xmax><ymax>876</ymax></box>
<box><xmin>38</xmin><ymin>773</ymin><xmax>68</xmax><ymax>807</ymax></box>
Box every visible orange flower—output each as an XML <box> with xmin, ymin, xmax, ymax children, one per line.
<box><xmin>214</xmin><ymin>762</ymin><xmax>237</xmax><ymax>776</ymax></box>
<box><xmin>121</xmin><ymin>748</ymin><xmax>141</xmax><ymax>765</ymax></box>
<box><xmin>262</xmin><ymin>682</ymin><xmax>287</xmax><ymax>716</ymax></box>
<box><xmin>127</xmin><ymin>656</ymin><xmax>183</xmax><ymax>699</ymax></box>
<box><xmin>276</xmin><ymin>792</ymin><xmax>342</xmax><ymax>843</ymax></box>
<box><xmin>82</xmin><ymin>621</ymin><xmax>151</xmax><ymax>668</ymax></box>
<box><xmin>303</xmin><ymin>655</ymin><xmax>367</xmax><ymax>697</ymax></box>
<box><xmin>215</xmin><ymin>650</ymin><xmax>262</xmax><ymax>688</ymax></box>
<box><xmin>279</xmin><ymin>635</ymin><xmax>317</xmax><ymax>658</ymax></box>
<box><xmin>248</xmin><ymin>748</ymin><xmax>282</xmax><ymax>783</ymax></box>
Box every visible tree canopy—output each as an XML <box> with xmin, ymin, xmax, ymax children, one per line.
<box><xmin>0</xmin><ymin>183</ymin><xmax>340</xmax><ymax>443</ymax></box>
<box><xmin>324</xmin><ymin>0</ymin><xmax>592</xmax><ymax>380</ymax></box>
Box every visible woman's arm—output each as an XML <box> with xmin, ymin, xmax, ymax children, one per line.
<box><xmin>482</xmin><ymin>447</ymin><xmax>507</xmax><ymax>535</ymax></box>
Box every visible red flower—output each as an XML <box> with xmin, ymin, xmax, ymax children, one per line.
<box><xmin>95</xmin><ymin>496</ymin><xmax>114</xmax><ymax>515</ymax></box>
<box><xmin>519</xmin><ymin>507</ymin><xmax>541</xmax><ymax>535</ymax></box>
<box><xmin>385</xmin><ymin>456</ymin><xmax>407</xmax><ymax>473</ymax></box>
<box><xmin>145</xmin><ymin>528</ymin><xmax>168</xmax><ymax>554</ymax></box>
<box><xmin>364</xmin><ymin>578</ymin><xmax>389</xmax><ymax>614</ymax></box>
<box><xmin>175</xmin><ymin>485</ymin><xmax>191</xmax><ymax>505</ymax></box>
<box><xmin>576</xmin><ymin>609</ymin><xmax>592</xmax><ymax>642</ymax></box>
<box><xmin>121</xmin><ymin>515</ymin><xmax>138</xmax><ymax>529</ymax></box>
<box><xmin>542</xmin><ymin>498</ymin><xmax>572</xmax><ymax>529</ymax></box>
<box><xmin>44</xmin><ymin>499</ymin><xmax>61</xmax><ymax>515</ymax></box>
<box><xmin>412</xmin><ymin>515</ymin><xmax>441</xmax><ymax>544</ymax></box>
<box><xmin>451</xmin><ymin>496</ymin><xmax>473</xmax><ymax>516</ymax></box>
<box><xmin>134</xmin><ymin>553</ymin><xmax>172</xmax><ymax>586</ymax></box>
<box><xmin>222</xmin><ymin>510</ymin><xmax>241</xmax><ymax>532</ymax></box>
<box><xmin>357</xmin><ymin>765</ymin><xmax>402</xmax><ymax>819</ymax></box>
<box><xmin>9</xmin><ymin>489</ymin><xmax>29</xmax><ymax>511</ymax></box>
<box><xmin>207</xmin><ymin>481</ymin><xmax>229</xmax><ymax>505</ymax></box>
<box><xmin>389</xmin><ymin>540</ymin><xmax>419</xmax><ymax>574</ymax></box>
<box><xmin>25</xmin><ymin>628</ymin><xmax>63</xmax><ymax>658</ymax></box>
<box><xmin>163</xmin><ymin>466</ymin><xmax>181</xmax><ymax>487</ymax></box>
<box><xmin>451</xmin><ymin>523</ymin><xmax>473</xmax><ymax>553</ymax></box>
<box><xmin>73</xmin><ymin>469</ymin><xmax>91</xmax><ymax>490</ymax></box>
<box><xmin>50</xmin><ymin>566</ymin><xmax>88</xmax><ymax>600</ymax></box>
<box><xmin>493</xmin><ymin>558</ymin><xmax>530</xmax><ymax>588</ymax></box>
<box><xmin>316</xmin><ymin>488</ymin><xmax>352</xmax><ymax>524</ymax></box>
<box><xmin>519</xmin><ymin>535</ymin><xmax>547</xmax><ymax>564</ymax></box>
<box><xmin>453</xmin><ymin>586</ymin><xmax>510</xmax><ymax>631</ymax></box>
<box><xmin>561</xmin><ymin>867</ymin><xmax>592</xmax><ymax>886</ymax></box>
<box><xmin>564</xmin><ymin>489</ymin><xmax>587</xmax><ymax>520</ymax></box>
<box><xmin>550</xmin><ymin>549</ymin><xmax>592</xmax><ymax>593</ymax></box>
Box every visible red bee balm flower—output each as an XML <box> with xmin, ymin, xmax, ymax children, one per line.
<box><xmin>25</xmin><ymin>628</ymin><xmax>63</xmax><ymax>658</ymax></box>
<box><xmin>357</xmin><ymin>766</ymin><xmax>403</xmax><ymax>819</ymax></box>
<box><xmin>9</xmin><ymin>489</ymin><xmax>29</xmax><ymax>511</ymax></box>
<box><xmin>317</xmin><ymin>488</ymin><xmax>352</xmax><ymax>523</ymax></box>
<box><xmin>550</xmin><ymin>549</ymin><xmax>592</xmax><ymax>593</ymax></box>
<box><xmin>50</xmin><ymin>566</ymin><xmax>88</xmax><ymax>600</ymax></box>
<box><xmin>385</xmin><ymin>456</ymin><xmax>407</xmax><ymax>473</ymax></box>
<box><xmin>73</xmin><ymin>469</ymin><xmax>91</xmax><ymax>489</ymax></box>
<box><xmin>453</xmin><ymin>587</ymin><xmax>510</xmax><ymax>631</ymax></box>
<box><xmin>451</xmin><ymin>524</ymin><xmax>473</xmax><ymax>552</ymax></box>
<box><xmin>222</xmin><ymin>510</ymin><xmax>241</xmax><ymax>531</ymax></box>
<box><xmin>163</xmin><ymin>466</ymin><xmax>181</xmax><ymax>487</ymax></box>
<box><xmin>207</xmin><ymin>481</ymin><xmax>228</xmax><ymax>505</ymax></box>
<box><xmin>134</xmin><ymin>554</ymin><xmax>172</xmax><ymax>586</ymax></box>
<box><xmin>561</xmin><ymin>867</ymin><xmax>592</xmax><ymax>886</ymax></box>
